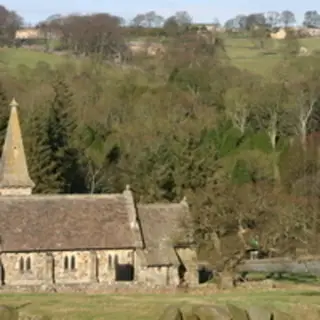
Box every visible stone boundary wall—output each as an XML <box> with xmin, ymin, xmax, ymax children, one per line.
<box><xmin>0</xmin><ymin>281</ymin><xmax>281</xmax><ymax>295</ymax></box>
<box><xmin>0</xmin><ymin>282</ymin><xmax>188</xmax><ymax>294</ymax></box>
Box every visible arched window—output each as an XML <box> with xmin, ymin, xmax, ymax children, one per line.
<box><xmin>114</xmin><ymin>255</ymin><xmax>119</xmax><ymax>267</ymax></box>
<box><xmin>108</xmin><ymin>255</ymin><xmax>112</xmax><ymax>269</ymax></box>
<box><xmin>19</xmin><ymin>257</ymin><xmax>24</xmax><ymax>272</ymax></box>
<box><xmin>70</xmin><ymin>256</ymin><xmax>76</xmax><ymax>270</ymax></box>
<box><xmin>64</xmin><ymin>256</ymin><xmax>69</xmax><ymax>270</ymax></box>
<box><xmin>26</xmin><ymin>257</ymin><xmax>31</xmax><ymax>271</ymax></box>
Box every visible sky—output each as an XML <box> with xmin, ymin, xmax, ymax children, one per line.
<box><xmin>3</xmin><ymin>0</ymin><xmax>319</xmax><ymax>25</ymax></box>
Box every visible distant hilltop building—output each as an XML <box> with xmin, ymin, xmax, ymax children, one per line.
<box><xmin>270</xmin><ymin>28</ymin><xmax>287</xmax><ymax>40</ymax></box>
<box><xmin>0</xmin><ymin>99</ymin><xmax>198</xmax><ymax>288</ymax></box>
<box><xmin>15</xmin><ymin>28</ymin><xmax>61</xmax><ymax>40</ymax></box>
<box><xmin>15</xmin><ymin>28</ymin><xmax>44</xmax><ymax>40</ymax></box>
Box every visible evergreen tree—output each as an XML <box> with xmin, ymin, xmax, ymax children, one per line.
<box><xmin>25</xmin><ymin>107</ymin><xmax>62</xmax><ymax>193</ymax></box>
<box><xmin>0</xmin><ymin>82</ymin><xmax>9</xmax><ymax>157</ymax></box>
<box><xmin>47</xmin><ymin>74</ymin><xmax>85</xmax><ymax>193</ymax></box>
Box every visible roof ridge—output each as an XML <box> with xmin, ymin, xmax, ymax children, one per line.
<box><xmin>0</xmin><ymin>193</ymin><xmax>124</xmax><ymax>200</ymax></box>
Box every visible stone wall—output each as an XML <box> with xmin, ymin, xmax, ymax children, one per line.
<box><xmin>96</xmin><ymin>249</ymin><xmax>134</xmax><ymax>282</ymax></box>
<box><xmin>137</xmin><ymin>266</ymin><xmax>179</xmax><ymax>286</ymax></box>
<box><xmin>158</xmin><ymin>303</ymin><xmax>296</xmax><ymax>320</ymax></box>
<box><xmin>176</xmin><ymin>247</ymin><xmax>198</xmax><ymax>286</ymax></box>
<box><xmin>2</xmin><ymin>252</ymin><xmax>49</xmax><ymax>285</ymax></box>
<box><xmin>1</xmin><ymin>249</ymin><xmax>135</xmax><ymax>286</ymax></box>
<box><xmin>1</xmin><ymin>248</ymin><xmax>196</xmax><ymax>287</ymax></box>
<box><xmin>0</xmin><ymin>187</ymin><xmax>32</xmax><ymax>195</ymax></box>
<box><xmin>53</xmin><ymin>251</ymin><xmax>92</xmax><ymax>284</ymax></box>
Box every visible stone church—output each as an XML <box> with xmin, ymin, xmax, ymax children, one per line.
<box><xmin>0</xmin><ymin>99</ymin><xmax>198</xmax><ymax>287</ymax></box>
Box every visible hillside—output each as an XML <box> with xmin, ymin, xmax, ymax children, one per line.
<box><xmin>0</xmin><ymin>47</ymin><xmax>68</xmax><ymax>69</ymax></box>
<box><xmin>3</xmin><ymin>37</ymin><xmax>320</xmax><ymax>74</ymax></box>
<box><xmin>1</xmin><ymin>32</ymin><xmax>320</xmax><ymax>268</ymax></box>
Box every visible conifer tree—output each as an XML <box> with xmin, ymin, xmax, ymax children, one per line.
<box><xmin>0</xmin><ymin>82</ymin><xmax>9</xmax><ymax>156</ymax></box>
<box><xmin>47</xmin><ymin>74</ymin><xmax>85</xmax><ymax>193</ymax></box>
<box><xmin>25</xmin><ymin>107</ymin><xmax>62</xmax><ymax>193</ymax></box>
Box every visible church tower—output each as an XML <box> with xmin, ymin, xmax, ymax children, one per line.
<box><xmin>0</xmin><ymin>98</ymin><xmax>34</xmax><ymax>195</ymax></box>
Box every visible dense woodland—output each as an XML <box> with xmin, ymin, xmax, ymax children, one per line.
<box><xmin>1</xmin><ymin>5</ymin><xmax>320</xmax><ymax>267</ymax></box>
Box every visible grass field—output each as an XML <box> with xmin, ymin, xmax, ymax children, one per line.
<box><xmin>0</xmin><ymin>47</ymin><xmax>70</xmax><ymax>70</ymax></box>
<box><xmin>1</xmin><ymin>37</ymin><xmax>320</xmax><ymax>75</ymax></box>
<box><xmin>223</xmin><ymin>37</ymin><xmax>320</xmax><ymax>74</ymax></box>
<box><xmin>1</xmin><ymin>286</ymin><xmax>320</xmax><ymax>320</ymax></box>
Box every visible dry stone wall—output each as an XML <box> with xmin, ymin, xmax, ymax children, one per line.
<box><xmin>158</xmin><ymin>303</ymin><xmax>296</xmax><ymax>320</ymax></box>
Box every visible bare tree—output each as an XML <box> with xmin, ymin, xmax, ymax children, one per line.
<box><xmin>286</xmin><ymin>58</ymin><xmax>320</xmax><ymax>150</ymax></box>
<box><xmin>41</xmin><ymin>13</ymin><xmax>128</xmax><ymax>61</ymax></box>
<box><xmin>254</xmin><ymin>79</ymin><xmax>290</xmax><ymax>182</ymax></box>
<box><xmin>131</xmin><ymin>11</ymin><xmax>164</xmax><ymax>27</ymax></box>
<box><xmin>174</xmin><ymin>11</ymin><xmax>193</xmax><ymax>26</ymax></box>
<box><xmin>0</xmin><ymin>5</ymin><xmax>23</xmax><ymax>46</ymax></box>
<box><xmin>265</xmin><ymin>11</ymin><xmax>281</xmax><ymax>29</ymax></box>
<box><xmin>303</xmin><ymin>10</ymin><xmax>320</xmax><ymax>28</ymax></box>
<box><xmin>281</xmin><ymin>10</ymin><xmax>296</xmax><ymax>27</ymax></box>
<box><xmin>224</xmin><ymin>71</ymin><xmax>260</xmax><ymax>134</ymax></box>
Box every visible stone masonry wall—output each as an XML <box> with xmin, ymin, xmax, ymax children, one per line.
<box><xmin>96</xmin><ymin>249</ymin><xmax>134</xmax><ymax>282</ymax></box>
<box><xmin>0</xmin><ymin>187</ymin><xmax>32</xmax><ymax>195</ymax></box>
<box><xmin>1</xmin><ymin>249</ymin><xmax>135</xmax><ymax>286</ymax></box>
<box><xmin>2</xmin><ymin>252</ymin><xmax>49</xmax><ymax>285</ymax></box>
<box><xmin>1</xmin><ymin>249</ymin><xmax>192</xmax><ymax>286</ymax></box>
<box><xmin>134</xmin><ymin>259</ymin><xmax>180</xmax><ymax>286</ymax></box>
<box><xmin>176</xmin><ymin>247</ymin><xmax>198</xmax><ymax>286</ymax></box>
<box><xmin>137</xmin><ymin>266</ymin><xmax>170</xmax><ymax>285</ymax></box>
<box><xmin>53</xmin><ymin>251</ymin><xmax>93</xmax><ymax>284</ymax></box>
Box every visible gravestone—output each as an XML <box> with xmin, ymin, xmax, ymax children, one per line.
<box><xmin>246</xmin><ymin>306</ymin><xmax>272</xmax><ymax>320</ymax></box>
<box><xmin>192</xmin><ymin>304</ymin><xmax>231</xmax><ymax>319</ymax></box>
<box><xmin>272</xmin><ymin>310</ymin><xmax>294</xmax><ymax>320</ymax></box>
<box><xmin>227</xmin><ymin>304</ymin><xmax>250</xmax><ymax>320</ymax></box>
<box><xmin>0</xmin><ymin>305</ymin><xmax>19</xmax><ymax>320</ymax></box>
<box><xmin>158</xmin><ymin>305</ymin><xmax>183</xmax><ymax>320</ymax></box>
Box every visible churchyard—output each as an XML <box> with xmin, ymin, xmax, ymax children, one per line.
<box><xmin>1</xmin><ymin>279</ymin><xmax>320</xmax><ymax>319</ymax></box>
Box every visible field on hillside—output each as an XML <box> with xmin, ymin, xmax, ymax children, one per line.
<box><xmin>1</xmin><ymin>37</ymin><xmax>320</xmax><ymax>75</ymax></box>
<box><xmin>0</xmin><ymin>48</ymin><xmax>68</xmax><ymax>69</ymax></box>
<box><xmin>223</xmin><ymin>37</ymin><xmax>320</xmax><ymax>74</ymax></box>
<box><xmin>1</xmin><ymin>286</ymin><xmax>320</xmax><ymax>320</ymax></box>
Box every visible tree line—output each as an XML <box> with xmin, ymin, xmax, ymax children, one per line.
<box><xmin>1</xmin><ymin>4</ymin><xmax>320</xmax><ymax>270</ymax></box>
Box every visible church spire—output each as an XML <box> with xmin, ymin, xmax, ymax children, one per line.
<box><xmin>0</xmin><ymin>98</ymin><xmax>34</xmax><ymax>195</ymax></box>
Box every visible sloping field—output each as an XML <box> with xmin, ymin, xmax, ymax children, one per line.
<box><xmin>1</xmin><ymin>37</ymin><xmax>320</xmax><ymax>74</ymax></box>
<box><xmin>223</xmin><ymin>37</ymin><xmax>320</xmax><ymax>74</ymax></box>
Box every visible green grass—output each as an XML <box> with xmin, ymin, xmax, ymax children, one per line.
<box><xmin>0</xmin><ymin>48</ymin><xmax>68</xmax><ymax>69</ymax></box>
<box><xmin>1</xmin><ymin>288</ymin><xmax>320</xmax><ymax>319</ymax></box>
<box><xmin>223</xmin><ymin>37</ymin><xmax>320</xmax><ymax>75</ymax></box>
<box><xmin>1</xmin><ymin>37</ymin><xmax>320</xmax><ymax>75</ymax></box>
<box><xmin>244</xmin><ymin>272</ymin><xmax>320</xmax><ymax>284</ymax></box>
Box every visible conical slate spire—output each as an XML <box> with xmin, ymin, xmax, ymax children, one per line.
<box><xmin>0</xmin><ymin>98</ymin><xmax>34</xmax><ymax>189</ymax></box>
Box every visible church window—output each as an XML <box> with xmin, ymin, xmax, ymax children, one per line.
<box><xmin>26</xmin><ymin>257</ymin><xmax>31</xmax><ymax>271</ymax></box>
<box><xmin>19</xmin><ymin>256</ymin><xmax>32</xmax><ymax>273</ymax></box>
<box><xmin>114</xmin><ymin>254</ymin><xmax>119</xmax><ymax>267</ymax></box>
<box><xmin>64</xmin><ymin>256</ymin><xmax>69</xmax><ymax>270</ymax></box>
<box><xmin>19</xmin><ymin>257</ymin><xmax>24</xmax><ymax>272</ymax></box>
<box><xmin>108</xmin><ymin>255</ymin><xmax>112</xmax><ymax>269</ymax></box>
<box><xmin>70</xmin><ymin>255</ymin><xmax>76</xmax><ymax>270</ymax></box>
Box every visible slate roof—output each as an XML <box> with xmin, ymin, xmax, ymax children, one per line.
<box><xmin>137</xmin><ymin>200</ymin><xmax>194</xmax><ymax>266</ymax></box>
<box><xmin>0</xmin><ymin>194</ymin><xmax>137</xmax><ymax>252</ymax></box>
